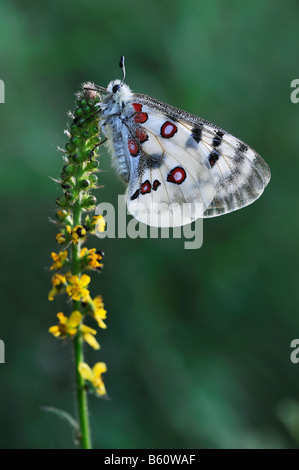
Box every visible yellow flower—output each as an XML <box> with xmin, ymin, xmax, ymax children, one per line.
<box><xmin>50</xmin><ymin>250</ymin><xmax>68</xmax><ymax>270</ymax></box>
<box><xmin>56</xmin><ymin>226</ymin><xmax>72</xmax><ymax>245</ymax></box>
<box><xmin>48</xmin><ymin>287</ymin><xmax>58</xmax><ymax>301</ymax></box>
<box><xmin>81</xmin><ymin>325</ymin><xmax>100</xmax><ymax>350</ymax></box>
<box><xmin>80</xmin><ymin>247</ymin><xmax>103</xmax><ymax>270</ymax></box>
<box><xmin>80</xmin><ymin>247</ymin><xmax>88</xmax><ymax>257</ymax></box>
<box><xmin>92</xmin><ymin>295</ymin><xmax>107</xmax><ymax>329</ymax></box>
<box><xmin>56</xmin><ymin>232</ymin><xmax>67</xmax><ymax>244</ymax></box>
<box><xmin>72</xmin><ymin>225</ymin><xmax>86</xmax><ymax>244</ymax></box>
<box><xmin>87</xmin><ymin>249</ymin><xmax>103</xmax><ymax>269</ymax></box>
<box><xmin>66</xmin><ymin>274</ymin><xmax>90</xmax><ymax>301</ymax></box>
<box><xmin>48</xmin><ymin>273</ymin><xmax>67</xmax><ymax>300</ymax></box>
<box><xmin>51</xmin><ymin>273</ymin><xmax>67</xmax><ymax>286</ymax></box>
<box><xmin>91</xmin><ymin>215</ymin><xmax>106</xmax><ymax>234</ymax></box>
<box><xmin>82</xmin><ymin>295</ymin><xmax>107</xmax><ymax>329</ymax></box>
<box><xmin>78</xmin><ymin>362</ymin><xmax>107</xmax><ymax>396</ymax></box>
<box><xmin>49</xmin><ymin>311</ymin><xmax>82</xmax><ymax>338</ymax></box>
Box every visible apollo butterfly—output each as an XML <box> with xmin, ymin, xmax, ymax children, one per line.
<box><xmin>89</xmin><ymin>57</ymin><xmax>271</xmax><ymax>227</ymax></box>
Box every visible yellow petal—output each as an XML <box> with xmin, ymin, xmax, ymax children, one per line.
<box><xmin>80</xmin><ymin>287</ymin><xmax>90</xmax><ymax>299</ymax></box>
<box><xmin>52</xmin><ymin>274</ymin><xmax>66</xmax><ymax>286</ymax></box>
<box><xmin>70</xmin><ymin>292</ymin><xmax>82</xmax><ymax>301</ymax></box>
<box><xmin>68</xmin><ymin>311</ymin><xmax>82</xmax><ymax>328</ymax></box>
<box><xmin>95</xmin><ymin>382</ymin><xmax>106</xmax><ymax>396</ymax></box>
<box><xmin>65</xmin><ymin>285</ymin><xmax>72</xmax><ymax>296</ymax></box>
<box><xmin>49</xmin><ymin>326</ymin><xmax>61</xmax><ymax>337</ymax></box>
<box><xmin>81</xmin><ymin>324</ymin><xmax>97</xmax><ymax>335</ymax></box>
<box><xmin>57</xmin><ymin>312</ymin><xmax>67</xmax><ymax>324</ymax></box>
<box><xmin>82</xmin><ymin>293</ymin><xmax>92</xmax><ymax>303</ymax></box>
<box><xmin>80</xmin><ymin>247</ymin><xmax>88</xmax><ymax>257</ymax></box>
<box><xmin>78</xmin><ymin>362</ymin><xmax>93</xmax><ymax>381</ymax></box>
<box><xmin>80</xmin><ymin>274</ymin><xmax>91</xmax><ymax>287</ymax></box>
<box><xmin>83</xmin><ymin>333</ymin><xmax>100</xmax><ymax>350</ymax></box>
<box><xmin>93</xmin><ymin>362</ymin><xmax>107</xmax><ymax>378</ymax></box>
<box><xmin>48</xmin><ymin>288</ymin><xmax>56</xmax><ymax>301</ymax></box>
<box><xmin>95</xmin><ymin>316</ymin><xmax>107</xmax><ymax>329</ymax></box>
<box><xmin>94</xmin><ymin>296</ymin><xmax>104</xmax><ymax>309</ymax></box>
<box><xmin>69</xmin><ymin>274</ymin><xmax>78</xmax><ymax>284</ymax></box>
<box><xmin>56</xmin><ymin>233</ymin><xmax>66</xmax><ymax>244</ymax></box>
<box><xmin>95</xmin><ymin>307</ymin><xmax>107</xmax><ymax>318</ymax></box>
<box><xmin>67</xmin><ymin>327</ymin><xmax>78</xmax><ymax>336</ymax></box>
<box><xmin>95</xmin><ymin>216</ymin><xmax>106</xmax><ymax>233</ymax></box>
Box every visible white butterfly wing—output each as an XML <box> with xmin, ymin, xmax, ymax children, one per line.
<box><xmin>129</xmin><ymin>94</ymin><xmax>270</xmax><ymax>221</ymax></box>
<box><xmin>193</xmin><ymin>125</ymin><xmax>271</xmax><ymax>217</ymax></box>
<box><xmin>100</xmin><ymin>84</ymin><xmax>270</xmax><ymax>228</ymax></box>
<box><xmin>125</xmin><ymin>103</ymin><xmax>216</xmax><ymax>227</ymax></box>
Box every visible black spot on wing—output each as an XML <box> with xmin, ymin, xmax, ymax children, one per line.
<box><xmin>146</xmin><ymin>153</ymin><xmax>163</xmax><ymax>169</ymax></box>
<box><xmin>212</xmin><ymin>130</ymin><xmax>224</xmax><ymax>148</ymax></box>
<box><xmin>153</xmin><ymin>180</ymin><xmax>161</xmax><ymax>191</ymax></box>
<box><xmin>238</xmin><ymin>142</ymin><xmax>248</xmax><ymax>153</ymax></box>
<box><xmin>208</xmin><ymin>150</ymin><xmax>220</xmax><ymax>167</ymax></box>
<box><xmin>137</xmin><ymin>153</ymin><xmax>163</xmax><ymax>177</ymax></box>
<box><xmin>234</xmin><ymin>151</ymin><xmax>246</xmax><ymax>165</ymax></box>
<box><xmin>191</xmin><ymin>124</ymin><xmax>203</xmax><ymax>143</ymax></box>
<box><xmin>186</xmin><ymin>124</ymin><xmax>203</xmax><ymax>148</ymax></box>
<box><xmin>234</xmin><ymin>141</ymin><xmax>248</xmax><ymax>164</ymax></box>
<box><xmin>130</xmin><ymin>188</ymin><xmax>140</xmax><ymax>201</ymax></box>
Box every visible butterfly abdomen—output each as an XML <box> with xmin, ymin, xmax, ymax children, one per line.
<box><xmin>104</xmin><ymin>121</ymin><xmax>130</xmax><ymax>183</ymax></box>
<box><xmin>98</xmin><ymin>81</ymin><xmax>136</xmax><ymax>183</ymax></box>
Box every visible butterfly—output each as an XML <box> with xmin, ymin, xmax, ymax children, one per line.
<box><xmin>90</xmin><ymin>57</ymin><xmax>270</xmax><ymax>227</ymax></box>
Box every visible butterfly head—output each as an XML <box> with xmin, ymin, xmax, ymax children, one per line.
<box><xmin>106</xmin><ymin>79</ymin><xmax>133</xmax><ymax>103</ymax></box>
<box><xmin>108</xmin><ymin>79</ymin><xmax>122</xmax><ymax>94</ymax></box>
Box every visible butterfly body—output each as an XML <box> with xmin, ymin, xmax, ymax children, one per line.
<box><xmin>95</xmin><ymin>65</ymin><xmax>270</xmax><ymax>227</ymax></box>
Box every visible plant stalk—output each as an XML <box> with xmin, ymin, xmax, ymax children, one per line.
<box><xmin>72</xmin><ymin>198</ymin><xmax>92</xmax><ymax>450</ymax></box>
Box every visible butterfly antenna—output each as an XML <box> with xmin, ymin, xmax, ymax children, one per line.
<box><xmin>83</xmin><ymin>84</ymin><xmax>107</xmax><ymax>93</ymax></box>
<box><xmin>119</xmin><ymin>56</ymin><xmax>126</xmax><ymax>84</ymax></box>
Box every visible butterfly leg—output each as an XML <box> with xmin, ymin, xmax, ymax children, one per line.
<box><xmin>77</xmin><ymin>109</ymin><xmax>101</xmax><ymax>127</ymax></box>
<box><xmin>88</xmin><ymin>138</ymin><xmax>107</xmax><ymax>160</ymax></box>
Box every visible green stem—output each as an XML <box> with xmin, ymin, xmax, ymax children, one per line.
<box><xmin>72</xmin><ymin>199</ymin><xmax>92</xmax><ymax>450</ymax></box>
<box><xmin>73</xmin><ymin>329</ymin><xmax>91</xmax><ymax>449</ymax></box>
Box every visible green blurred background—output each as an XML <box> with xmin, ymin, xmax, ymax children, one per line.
<box><xmin>0</xmin><ymin>0</ymin><xmax>298</xmax><ymax>449</ymax></box>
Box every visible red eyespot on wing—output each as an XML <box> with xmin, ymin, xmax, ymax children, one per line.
<box><xmin>167</xmin><ymin>166</ymin><xmax>186</xmax><ymax>185</ymax></box>
<box><xmin>128</xmin><ymin>138</ymin><xmax>139</xmax><ymax>156</ymax></box>
<box><xmin>141</xmin><ymin>180</ymin><xmax>151</xmax><ymax>194</ymax></box>
<box><xmin>135</xmin><ymin>128</ymin><xmax>148</xmax><ymax>143</ymax></box>
<box><xmin>134</xmin><ymin>112</ymin><xmax>148</xmax><ymax>124</ymax></box>
<box><xmin>132</xmin><ymin>103</ymin><xmax>142</xmax><ymax>112</ymax></box>
<box><xmin>132</xmin><ymin>102</ymin><xmax>148</xmax><ymax>123</ymax></box>
<box><xmin>161</xmin><ymin>121</ymin><xmax>177</xmax><ymax>138</ymax></box>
